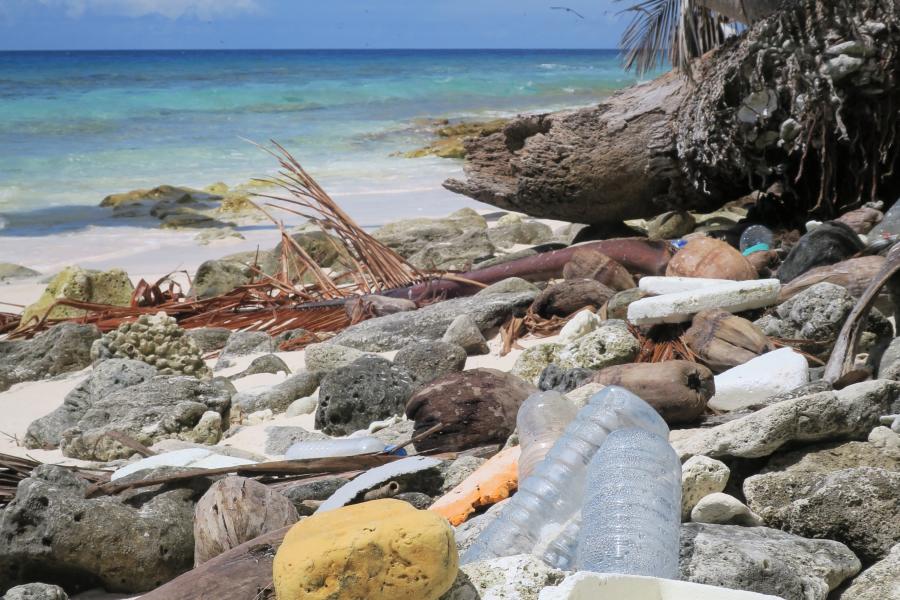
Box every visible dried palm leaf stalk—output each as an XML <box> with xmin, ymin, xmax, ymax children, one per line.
<box><xmin>628</xmin><ymin>324</ymin><xmax>700</xmax><ymax>363</ymax></box>
<box><xmin>500</xmin><ymin>306</ymin><xmax>594</xmax><ymax>356</ymax></box>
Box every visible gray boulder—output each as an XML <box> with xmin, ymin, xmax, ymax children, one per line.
<box><xmin>442</xmin><ymin>314</ymin><xmax>490</xmax><ymax>355</ymax></box>
<box><xmin>58</xmin><ymin>375</ymin><xmax>235</xmax><ymax>461</ymax></box>
<box><xmin>228</xmin><ymin>354</ymin><xmax>290</xmax><ymax>380</ymax></box>
<box><xmin>487</xmin><ymin>217</ymin><xmax>555</xmax><ymax>249</ymax></box>
<box><xmin>304</xmin><ymin>342</ymin><xmax>372</xmax><ymax>374</ymax></box>
<box><xmin>673</xmin><ymin>380</ymin><xmax>900</xmax><ymax>460</ymax></box>
<box><xmin>394</xmin><ymin>340</ymin><xmax>467</xmax><ymax>386</ymax></box>
<box><xmin>838</xmin><ymin>543</ymin><xmax>900</xmax><ymax>599</ymax></box>
<box><xmin>0</xmin><ymin>323</ymin><xmax>100</xmax><ymax>393</ymax></box>
<box><xmin>745</xmin><ymin>466</ymin><xmax>900</xmax><ymax>563</ymax></box>
<box><xmin>439</xmin><ymin>455</ymin><xmax>487</xmax><ymax>493</ymax></box>
<box><xmin>2</xmin><ymin>583</ymin><xmax>67</xmax><ymax>599</ymax></box>
<box><xmin>680</xmin><ymin>523</ymin><xmax>860</xmax><ymax>600</ymax></box>
<box><xmin>25</xmin><ymin>359</ymin><xmax>157</xmax><ymax>449</ymax></box>
<box><xmin>185</xmin><ymin>327</ymin><xmax>232</xmax><ymax>353</ymax></box>
<box><xmin>214</xmin><ymin>330</ymin><xmax>274</xmax><ymax>369</ymax></box>
<box><xmin>407</xmin><ymin>229</ymin><xmax>496</xmax><ymax>271</ymax></box>
<box><xmin>231</xmin><ymin>370</ymin><xmax>320</xmax><ymax>416</ymax></box>
<box><xmin>191</xmin><ymin>259</ymin><xmax>253</xmax><ymax>299</ymax></box>
<box><xmin>264</xmin><ymin>426</ymin><xmax>329</xmax><ymax>455</ymax></box>
<box><xmin>877</xmin><ymin>337</ymin><xmax>900</xmax><ymax>380</ymax></box>
<box><xmin>329</xmin><ymin>292</ymin><xmax>535</xmax><ymax>352</ymax></box>
<box><xmin>315</xmin><ymin>356</ymin><xmax>413</xmax><ymax>435</ymax></box>
<box><xmin>0</xmin><ymin>465</ymin><xmax>201</xmax><ymax>594</ymax></box>
<box><xmin>372</xmin><ymin>208</ymin><xmax>488</xmax><ymax>257</ymax></box>
<box><xmin>280</xmin><ymin>477</ymin><xmax>348</xmax><ymax>516</ymax></box>
<box><xmin>474</xmin><ymin>276</ymin><xmax>540</xmax><ymax>296</ymax></box>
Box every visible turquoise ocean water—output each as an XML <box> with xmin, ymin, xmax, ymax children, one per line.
<box><xmin>0</xmin><ymin>49</ymin><xmax>644</xmax><ymax>232</ymax></box>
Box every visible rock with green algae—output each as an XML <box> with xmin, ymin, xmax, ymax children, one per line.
<box><xmin>90</xmin><ymin>311</ymin><xmax>210</xmax><ymax>377</ymax></box>
<box><xmin>19</xmin><ymin>266</ymin><xmax>134</xmax><ymax>326</ymax></box>
<box><xmin>512</xmin><ymin>343</ymin><xmax>563</xmax><ymax>386</ymax></box>
<box><xmin>404</xmin><ymin>118</ymin><xmax>509</xmax><ymax>159</ymax></box>
<box><xmin>0</xmin><ymin>263</ymin><xmax>40</xmax><ymax>281</ymax></box>
<box><xmin>100</xmin><ymin>184</ymin><xmax>221</xmax><ymax>208</ymax></box>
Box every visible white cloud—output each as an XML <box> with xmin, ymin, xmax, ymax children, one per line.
<box><xmin>38</xmin><ymin>0</ymin><xmax>261</xmax><ymax>20</ymax></box>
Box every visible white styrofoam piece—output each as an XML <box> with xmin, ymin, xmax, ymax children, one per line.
<box><xmin>111</xmin><ymin>448</ymin><xmax>256</xmax><ymax>481</ymax></box>
<box><xmin>638</xmin><ymin>276</ymin><xmax>733</xmax><ymax>296</ymax></box>
<box><xmin>538</xmin><ymin>572</ymin><xmax>785</xmax><ymax>600</ymax></box>
<box><xmin>627</xmin><ymin>280</ymin><xmax>781</xmax><ymax>326</ymax></box>
<box><xmin>315</xmin><ymin>456</ymin><xmax>442</xmax><ymax>513</ymax></box>
<box><xmin>709</xmin><ymin>348</ymin><xmax>808</xmax><ymax>411</ymax></box>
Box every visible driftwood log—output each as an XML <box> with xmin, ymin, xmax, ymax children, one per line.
<box><xmin>446</xmin><ymin>0</ymin><xmax>900</xmax><ymax>224</ymax></box>
<box><xmin>193</xmin><ymin>476</ymin><xmax>299</xmax><ymax>567</ymax></box>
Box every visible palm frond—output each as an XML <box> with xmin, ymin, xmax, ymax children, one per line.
<box><xmin>617</xmin><ymin>0</ymin><xmax>732</xmax><ymax>75</ymax></box>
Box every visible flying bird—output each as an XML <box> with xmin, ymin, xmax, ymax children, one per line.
<box><xmin>550</xmin><ymin>6</ymin><xmax>585</xmax><ymax>19</ymax></box>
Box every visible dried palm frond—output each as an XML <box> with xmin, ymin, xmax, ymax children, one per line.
<box><xmin>617</xmin><ymin>0</ymin><xmax>734</xmax><ymax>75</ymax></box>
<box><xmin>628</xmin><ymin>323</ymin><xmax>700</xmax><ymax>363</ymax></box>
<box><xmin>0</xmin><ymin>452</ymin><xmax>109</xmax><ymax>509</ymax></box>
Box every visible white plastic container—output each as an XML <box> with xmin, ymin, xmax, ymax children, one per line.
<box><xmin>538</xmin><ymin>572</ymin><xmax>786</xmax><ymax>600</ymax></box>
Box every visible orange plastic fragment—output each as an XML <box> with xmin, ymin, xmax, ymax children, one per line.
<box><xmin>429</xmin><ymin>445</ymin><xmax>520</xmax><ymax>526</ymax></box>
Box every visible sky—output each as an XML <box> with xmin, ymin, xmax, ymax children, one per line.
<box><xmin>0</xmin><ymin>0</ymin><xmax>630</xmax><ymax>50</ymax></box>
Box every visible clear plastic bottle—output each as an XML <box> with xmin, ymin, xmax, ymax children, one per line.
<box><xmin>739</xmin><ymin>225</ymin><xmax>774</xmax><ymax>256</ymax></box>
<box><xmin>284</xmin><ymin>436</ymin><xmax>385</xmax><ymax>460</ymax></box>
<box><xmin>577</xmin><ymin>428</ymin><xmax>682</xmax><ymax>579</ymax></box>
<box><xmin>517</xmin><ymin>391</ymin><xmax>578</xmax><ymax>482</ymax></box>
<box><xmin>461</xmin><ymin>386</ymin><xmax>669</xmax><ymax>567</ymax></box>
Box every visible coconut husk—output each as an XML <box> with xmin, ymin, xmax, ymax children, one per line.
<box><xmin>778</xmin><ymin>255</ymin><xmax>886</xmax><ymax>302</ymax></box>
<box><xmin>591</xmin><ymin>360</ymin><xmax>714</xmax><ymax>424</ymax></box>
<box><xmin>562</xmin><ymin>249</ymin><xmax>636</xmax><ymax>291</ymax></box>
<box><xmin>835</xmin><ymin>206</ymin><xmax>883</xmax><ymax>234</ymax></box>
<box><xmin>666</xmin><ymin>237</ymin><xmax>757</xmax><ymax>280</ymax></box>
<box><xmin>683</xmin><ymin>309</ymin><xmax>775</xmax><ymax>373</ymax></box>
<box><xmin>530</xmin><ymin>279</ymin><xmax>615</xmax><ymax>318</ymax></box>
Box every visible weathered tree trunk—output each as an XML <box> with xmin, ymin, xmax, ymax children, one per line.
<box><xmin>446</xmin><ymin>0</ymin><xmax>900</xmax><ymax>225</ymax></box>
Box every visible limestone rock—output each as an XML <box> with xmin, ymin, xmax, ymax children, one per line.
<box><xmin>512</xmin><ymin>343</ymin><xmax>562</xmax><ymax>386</ymax></box>
<box><xmin>214</xmin><ymin>330</ymin><xmax>274</xmax><ymax>369</ymax></box>
<box><xmin>394</xmin><ymin>340</ymin><xmax>467</xmax><ymax>387</ymax></box>
<box><xmin>272</xmin><ymin>230</ymin><xmax>350</xmax><ymax>271</ymax></box>
<box><xmin>185</xmin><ymin>327</ymin><xmax>231</xmax><ymax>353</ymax></box>
<box><xmin>406</xmin><ymin>369</ymin><xmax>537</xmax><ymax>453</ymax></box>
<box><xmin>0</xmin><ymin>323</ymin><xmax>99</xmax><ymax>393</ymax></box>
<box><xmin>281</xmin><ymin>477</ymin><xmax>349</xmax><ymax>516</ymax></box>
<box><xmin>231</xmin><ymin>370</ymin><xmax>320</xmax><ymax>416</ymax></box>
<box><xmin>228</xmin><ymin>353</ymin><xmax>290</xmax><ymax>380</ymax></box>
<box><xmin>2</xmin><ymin>583</ymin><xmax>68</xmax><ymax>599</ymax></box>
<box><xmin>191</xmin><ymin>259</ymin><xmax>253</xmax><ymax>299</ymax></box>
<box><xmin>331</xmin><ymin>292</ymin><xmax>535</xmax><ymax>352</ymax></box>
<box><xmin>409</xmin><ymin>229</ymin><xmax>496</xmax><ymax>271</ymax></box>
<box><xmin>557</xmin><ymin>311</ymin><xmax>603</xmax><ymax>345</ymax></box>
<box><xmin>488</xmin><ymin>219</ymin><xmax>555</xmax><ymax>249</ymax></box>
<box><xmin>591</xmin><ymin>361</ymin><xmax>714</xmax><ymax>424</ymax></box>
<box><xmin>58</xmin><ymin>374</ymin><xmax>234</xmax><ymax>461</ymax></box>
<box><xmin>90</xmin><ymin>312</ymin><xmax>209</xmax><ymax>377</ymax></box>
<box><xmin>264</xmin><ymin>426</ymin><xmax>329</xmax><ymax>455</ymax></box>
<box><xmin>273</xmin><ymin>499</ymin><xmax>458</xmax><ymax>600</ymax></box>
<box><xmin>304</xmin><ymin>342</ymin><xmax>372</xmax><ymax>373</ymax></box>
<box><xmin>557</xmin><ymin>325</ymin><xmax>640</xmax><ymax>371</ymax></box>
<box><xmin>193</xmin><ymin>476</ymin><xmax>298</xmax><ymax>566</ymax></box>
<box><xmin>673</xmin><ymin>380</ymin><xmax>900</xmax><ymax>460</ymax></box>
<box><xmin>691</xmin><ymin>493</ymin><xmax>763</xmax><ymax>526</ymax></box>
<box><xmin>475</xmin><ymin>277</ymin><xmax>540</xmax><ymax>296</ymax></box>
<box><xmin>373</xmin><ymin>208</ymin><xmax>488</xmax><ymax>257</ymax></box>
<box><xmin>680</xmin><ymin>523</ymin><xmax>861</xmax><ymax>600</ymax></box>
<box><xmin>744</xmin><ymin>467</ymin><xmax>900</xmax><ymax>562</ymax></box>
<box><xmin>440</xmin><ymin>456</ymin><xmax>488</xmax><ymax>494</ymax></box>
<box><xmin>344</xmin><ymin>294</ymin><xmax>417</xmax><ymax>319</ymax></box>
<box><xmin>681</xmin><ymin>455</ymin><xmax>730</xmax><ymax>521</ymax></box>
<box><xmin>0</xmin><ymin>263</ymin><xmax>39</xmax><ymax>282</ymax></box>
<box><xmin>19</xmin><ymin>266</ymin><xmax>134</xmax><ymax>326</ymax></box>
<box><xmin>442</xmin><ymin>314</ymin><xmax>490</xmax><ymax>355</ymax></box>
<box><xmin>837</xmin><ymin>543</ymin><xmax>900</xmax><ymax>600</ymax></box>
<box><xmin>440</xmin><ymin>554</ymin><xmax>564</xmax><ymax>600</ymax></box>
<box><xmin>0</xmin><ymin>465</ymin><xmax>201</xmax><ymax>593</ymax></box>
<box><xmin>25</xmin><ymin>358</ymin><xmax>156</xmax><ymax>449</ymax></box>
<box><xmin>316</xmin><ymin>356</ymin><xmax>413</xmax><ymax>436</ymax></box>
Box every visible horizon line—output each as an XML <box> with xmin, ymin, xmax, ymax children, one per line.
<box><xmin>0</xmin><ymin>47</ymin><xmax>621</xmax><ymax>52</ymax></box>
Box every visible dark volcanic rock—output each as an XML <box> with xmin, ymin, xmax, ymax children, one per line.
<box><xmin>406</xmin><ymin>368</ymin><xmax>537</xmax><ymax>453</ymax></box>
<box><xmin>315</xmin><ymin>356</ymin><xmax>413</xmax><ymax>436</ymax></box>
<box><xmin>0</xmin><ymin>465</ymin><xmax>202</xmax><ymax>594</ymax></box>
<box><xmin>538</xmin><ymin>364</ymin><xmax>595</xmax><ymax>393</ymax></box>
<box><xmin>777</xmin><ymin>222</ymin><xmax>865</xmax><ymax>283</ymax></box>
<box><xmin>0</xmin><ymin>323</ymin><xmax>100</xmax><ymax>393</ymax></box>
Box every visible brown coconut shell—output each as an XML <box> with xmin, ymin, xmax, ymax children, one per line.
<box><xmin>563</xmin><ymin>249</ymin><xmax>636</xmax><ymax>291</ymax></box>
<box><xmin>835</xmin><ymin>207</ymin><xmax>883</xmax><ymax>234</ymax></box>
<box><xmin>666</xmin><ymin>238</ymin><xmax>758</xmax><ymax>281</ymax></box>
<box><xmin>530</xmin><ymin>279</ymin><xmax>616</xmax><ymax>318</ymax></box>
<box><xmin>683</xmin><ymin>309</ymin><xmax>775</xmax><ymax>373</ymax></box>
<box><xmin>591</xmin><ymin>360</ymin><xmax>714</xmax><ymax>424</ymax></box>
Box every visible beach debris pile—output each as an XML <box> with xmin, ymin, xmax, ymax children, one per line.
<box><xmin>2</xmin><ymin>160</ymin><xmax>900</xmax><ymax>600</ymax></box>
